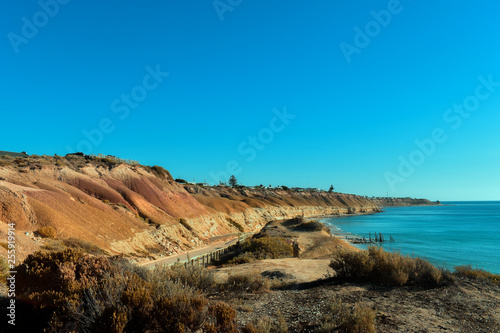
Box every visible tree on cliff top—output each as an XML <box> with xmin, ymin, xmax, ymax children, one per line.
<box><xmin>229</xmin><ymin>175</ymin><xmax>238</xmax><ymax>188</ymax></box>
<box><xmin>329</xmin><ymin>185</ymin><xmax>334</xmax><ymax>192</ymax></box>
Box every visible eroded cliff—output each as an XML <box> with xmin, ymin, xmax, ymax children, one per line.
<box><xmin>0</xmin><ymin>154</ymin><xmax>379</xmax><ymax>259</ymax></box>
<box><xmin>370</xmin><ymin>197</ymin><xmax>440</xmax><ymax>207</ymax></box>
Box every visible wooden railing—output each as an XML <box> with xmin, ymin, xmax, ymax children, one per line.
<box><xmin>175</xmin><ymin>233</ymin><xmax>251</xmax><ymax>267</ymax></box>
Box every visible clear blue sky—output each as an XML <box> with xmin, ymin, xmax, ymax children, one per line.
<box><xmin>1</xmin><ymin>0</ymin><xmax>499</xmax><ymax>201</ymax></box>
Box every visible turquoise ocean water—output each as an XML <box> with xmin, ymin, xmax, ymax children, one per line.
<box><xmin>320</xmin><ymin>201</ymin><xmax>500</xmax><ymax>274</ymax></box>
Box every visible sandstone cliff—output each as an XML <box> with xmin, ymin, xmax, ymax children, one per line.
<box><xmin>0</xmin><ymin>154</ymin><xmax>379</xmax><ymax>259</ymax></box>
<box><xmin>370</xmin><ymin>197</ymin><xmax>440</xmax><ymax>207</ymax></box>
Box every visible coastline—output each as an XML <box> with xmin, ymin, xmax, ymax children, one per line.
<box><xmin>208</xmin><ymin>215</ymin><xmax>500</xmax><ymax>332</ymax></box>
<box><xmin>312</xmin><ymin>212</ymin><xmax>376</xmax><ymax>249</ymax></box>
<box><xmin>318</xmin><ymin>202</ymin><xmax>500</xmax><ymax>274</ymax></box>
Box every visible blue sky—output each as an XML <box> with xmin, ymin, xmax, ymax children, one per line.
<box><xmin>1</xmin><ymin>0</ymin><xmax>499</xmax><ymax>201</ymax></box>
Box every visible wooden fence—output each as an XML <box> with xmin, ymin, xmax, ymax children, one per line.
<box><xmin>168</xmin><ymin>233</ymin><xmax>252</xmax><ymax>268</ymax></box>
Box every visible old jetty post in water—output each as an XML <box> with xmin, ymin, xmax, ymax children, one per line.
<box><xmin>348</xmin><ymin>232</ymin><xmax>395</xmax><ymax>244</ymax></box>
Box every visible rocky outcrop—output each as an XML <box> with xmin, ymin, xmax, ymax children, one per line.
<box><xmin>0</xmin><ymin>154</ymin><xmax>380</xmax><ymax>259</ymax></box>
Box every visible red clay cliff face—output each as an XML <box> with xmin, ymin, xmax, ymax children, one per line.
<box><xmin>0</xmin><ymin>155</ymin><xmax>379</xmax><ymax>259</ymax></box>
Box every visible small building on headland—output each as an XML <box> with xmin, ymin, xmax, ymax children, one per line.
<box><xmin>0</xmin><ymin>150</ymin><xmax>28</xmax><ymax>158</ymax></box>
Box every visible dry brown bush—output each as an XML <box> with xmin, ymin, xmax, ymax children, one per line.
<box><xmin>42</xmin><ymin>239</ymin><xmax>66</xmax><ymax>252</ymax></box>
<box><xmin>242</xmin><ymin>312</ymin><xmax>288</xmax><ymax>333</ymax></box>
<box><xmin>330</xmin><ymin>246</ymin><xmax>445</xmax><ymax>286</ymax></box>
<box><xmin>37</xmin><ymin>226</ymin><xmax>57</xmax><ymax>238</ymax></box>
<box><xmin>317</xmin><ymin>298</ymin><xmax>376</xmax><ymax>333</ymax></box>
<box><xmin>209</xmin><ymin>301</ymin><xmax>238</xmax><ymax>333</ymax></box>
<box><xmin>222</xmin><ymin>271</ymin><xmax>271</xmax><ymax>293</ymax></box>
<box><xmin>151</xmin><ymin>264</ymin><xmax>216</xmax><ymax>291</ymax></box>
<box><xmin>0</xmin><ymin>257</ymin><xmax>8</xmax><ymax>283</ymax></box>
<box><xmin>63</xmin><ymin>238</ymin><xmax>106</xmax><ymax>255</ymax></box>
<box><xmin>11</xmin><ymin>249</ymin><xmax>239</xmax><ymax>332</ymax></box>
<box><xmin>454</xmin><ymin>265</ymin><xmax>500</xmax><ymax>286</ymax></box>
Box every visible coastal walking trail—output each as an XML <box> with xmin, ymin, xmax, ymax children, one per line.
<box><xmin>139</xmin><ymin>233</ymin><xmax>252</xmax><ymax>269</ymax></box>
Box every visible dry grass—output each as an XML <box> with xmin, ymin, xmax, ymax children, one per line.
<box><xmin>221</xmin><ymin>271</ymin><xmax>271</xmax><ymax>293</ymax></box>
<box><xmin>242</xmin><ymin>311</ymin><xmax>288</xmax><ymax>333</ymax></box>
<box><xmin>454</xmin><ymin>265</ymin><xmax>500</xmax><ymax>286</ymax></box>
<box><xmin>37</xmin><ymin>226</ymin><xmax>56</xmax><ymax>238</ymax></box>
<box><xmin>0</xmin><ymin>257</ymin><xmax>8</xmax><ymax>283</ymax></box>
<box><xmin>330</xmin><ymin>246</ymin><xmax>446</xmax><ymax>286</ymax></box>
<box><xmin>42</xmin><ymin>239</ymin><xmax>66</xmax><ymax>252</ymax></box>
<box><xmin>209</xmin><ymin>301</ymin><xmax>238</xmax><ymax>332</ymax></box>
<box><xmin>62</xmin><ymin>238</ymin><xmax>107</xmax><ymax>255</ymax></box>
<box><xmin>151</xmin><ymin>264</ymin><xmax>216</xmax><ymax>291</ymax></box>
<box><xmin>316</xmin><ymin>298</ymin><xmax>376</xmax><ymax>333</ymax></box>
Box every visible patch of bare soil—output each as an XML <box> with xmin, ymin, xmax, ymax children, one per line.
<box><xmin>213</xmin><ymin>278</ymin><xmax>500</xmax><ymax>332</ymax></box>
<box><xmin>214</xmin><ymin>258</ymin><xmax>333</xmax><ymax>285</ymax></box>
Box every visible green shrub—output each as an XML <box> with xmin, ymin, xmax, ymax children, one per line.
<box><xmin>228</xmin><ymin>252</ymin><xmax>256</xmax><ymax>265</ymax></box>
<box><xmin>293</xmin><ymin>221</ymin><xmax>325</xmax><ymax>232</ymax></box>
<box><xmin>241</xmin><ymin>236</ymin><xmax>293</xmax><ymax>260</ymax></box>
<box><xmin>220</xmin><ymin>236</ymin><xmax>293</xmax><ymax>266</ymax></box>
<box><xmin>330</xmin><ymin>246</ymin><xmax>444</xmax><ymax>286</ymax></box>
<box><xmin>37</xmin><ymin>226</ymin><xmax>56</xmax><ymax>238</ymax></box>
<box><xmin>281</xmin><ymin>216</ymin><xmax>305</xmax><ymax>227</ymax></box>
